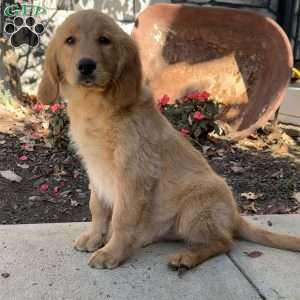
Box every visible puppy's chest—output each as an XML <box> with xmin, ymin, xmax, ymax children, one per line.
<box><xmin>70</xmin><ymin>123</ymin><xmax>116</xmax><ymax>207</ymax></box>
<box><xmin>86</xmin><ymin>158</ymin><xmax>115</xmax><ymax>207</ymax></box>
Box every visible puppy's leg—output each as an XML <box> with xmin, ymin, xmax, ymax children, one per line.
<box><xmin>74</xmin><ymin>189</ymin><xmax>111</xmax><ymax>252</ymax></box>
<box><xmin>88</xmin><ymin>202</ymin><xmax>147</xmax><ymax>269</ymax></box>
<box><xmin>88</xmin><ymin>182</ymin><xmax>152</xmax><ymax>269</ymax></box>
<box><xmin>88</xmin><ymin>142</ymin><xmax>161</xmax><ymax>269</ymax></box>
<box><xmin>168</xmin><ymin>196</ymin><xmax>234</xmax><ymax>270</ymax></box>
<box><xmin>168</xmin><ymin>236</ymin><xmax>232</xmax><ymax>270</ymax></box>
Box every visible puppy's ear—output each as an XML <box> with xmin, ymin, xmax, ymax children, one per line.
<box><xmin>115</xmin><ymin>37</ymin><xmax>142</xmax><ymax>100</ymax></box>
<box><xmin>37</xmin><ymin>38</ymin><xmax>60</xmax><ymax>104</ymax></box>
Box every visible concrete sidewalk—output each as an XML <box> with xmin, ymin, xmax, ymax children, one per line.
<box><xmin>1</xmin><ymin>215</ymin><xmax>300</xmax><ymax>300</ymax></box>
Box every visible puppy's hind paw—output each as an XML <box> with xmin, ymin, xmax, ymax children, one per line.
<box><xmin>167</xmin><ymin>253</ymin><xmax>194</xmax><ymax>270</ymax></box>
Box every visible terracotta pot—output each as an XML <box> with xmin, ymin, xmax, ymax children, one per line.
<box><xmin>132</xmin><ymin>4</ymin><xmax>293</xmax><ymax>139</ymax></box>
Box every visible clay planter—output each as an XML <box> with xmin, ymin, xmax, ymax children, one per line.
<box><xmin>132</xmin><ymin>4</ymin><xmax>293</xmax><ymax>139</ymax></box>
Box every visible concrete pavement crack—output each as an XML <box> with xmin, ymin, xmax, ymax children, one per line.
<box><xmin>227</xmin><ymin>253</ymin><xmax>267</xmax><ymax>300</ymax></box>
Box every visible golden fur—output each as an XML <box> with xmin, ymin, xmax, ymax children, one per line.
<box><xmin>38</xmin><ymin>10</ymin><xmax>300</xmax><ymax>270</ymax></box>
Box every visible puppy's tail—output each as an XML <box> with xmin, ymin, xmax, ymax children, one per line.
<box><xmin>236</xmin><ymin>216</ymin><xmax>300</xmax><ymax>251</ymax></box>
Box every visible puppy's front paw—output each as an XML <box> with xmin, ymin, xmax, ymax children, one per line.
<box><xmin>74</xmin><ymin>231</ymin><xmax>104</xmax><ymax>253</ymax></box>
<box><xmin>88</xmin><ymin>250</ymin><xmax>121</xmax><ymax>269</ymax></box>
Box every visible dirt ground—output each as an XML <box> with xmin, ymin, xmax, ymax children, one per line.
<box><xmin>0</xmin><ymin>121</ymin><xmax>300</xmax><ymax>224</ymax></box>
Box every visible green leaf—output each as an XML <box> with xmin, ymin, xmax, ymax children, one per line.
<box><xmin>199</xmin><ymin>120</ymin><xmax>208</xmax><ymax>128</ymax></box>
<box><xmin>194</xmin><ymin>127</ymin><xmax>202</xmax><ymax>138</ymax></box>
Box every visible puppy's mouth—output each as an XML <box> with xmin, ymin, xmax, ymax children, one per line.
<box><xmin>78</xmin><ymin>75</ymin><xmax>96</xmax><ymax>87</ymax></box>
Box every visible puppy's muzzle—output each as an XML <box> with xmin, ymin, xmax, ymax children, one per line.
<box><xmin>77</xmin><ymin>58</ymin><xmax>97</xmax><ymax>85</ymax></box>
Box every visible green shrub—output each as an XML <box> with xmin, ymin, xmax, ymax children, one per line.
<box><xmin>158</xmin><ymin>91</ymin><xmax>221</xmax><ymax>143</ymax></box>
<box><xmin>33</xmin><ymin>101</ymin><xmax>70</xmax><ymax>149</ymax></box>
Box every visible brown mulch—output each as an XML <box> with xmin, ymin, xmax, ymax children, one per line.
<box><xmin>0</xmin><ymin>123</ymin><xmax>299</xmax><ymax>224</ymax></box>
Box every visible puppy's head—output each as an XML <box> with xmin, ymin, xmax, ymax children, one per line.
<box><xmin>37</xmin><ymin>10</ymin><xmax>141</xmax><ymax>104</ymax></box>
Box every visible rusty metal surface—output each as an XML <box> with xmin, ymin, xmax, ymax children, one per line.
<box><xmin>132</xmin><ymin>4</ymin><xmax>293</xmax><ymax>139</ymax></box>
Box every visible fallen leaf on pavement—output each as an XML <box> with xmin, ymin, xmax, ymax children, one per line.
<box><xmin>244</xmin><ymin>251</ymin><xmax>263</xmax><ymax>258</ymax></box>
<box><xmin>1</xmin><ymin>272</ymin><xmax>10</xmax><ymax>278</ymax></box>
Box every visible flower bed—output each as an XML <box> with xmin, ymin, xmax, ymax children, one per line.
<box><xmin>158</xmin><ymin>91</ymin><xmax>221</xmax><ymax>143</ymax></box>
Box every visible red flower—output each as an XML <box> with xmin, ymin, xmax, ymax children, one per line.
<box><xmin>201</xmin><ymin>91</ymin><xmax>210</xmax><ymax>100</ymax></box>
<box><xmin>39</xmin><ymin>183</ymin><xmax>49</xmax><ymax>192</ymax></box>
<box><xmin>33</xmin><ymin>103</ymin><xmax>44</xmax><ymax>113</ymax></box>
<box><xmin>193</xmin><ymin>111</ymin><xmax>205</xmax><ymax>121</ymax></box>
<box><xmin>19</xmin><ymin>155</ymin><xmax>28</xmax><ymax>161</ymax></box>
<box><xmin>185</xmin><ymin>91</ymin><xmax>210</xmax><ymax>101</ymax></box>
<box><xmin>158</xmin><ymin>95</ymin><xmax>170</xmax><ymax>106</ymax></box>
<box><xmin>50</xmin><ymin>103</ymin><xmax>64</xmax><ymax>113</ymax></box>
<box><xmin>180</xmin><ymin>128</ymin><xmax>189</xmax><ymax>136</ymax></box>
<box><xmin>53</xmin><ymin>186</ymin><xmax>60</xmax><ymax>194</ymax></box>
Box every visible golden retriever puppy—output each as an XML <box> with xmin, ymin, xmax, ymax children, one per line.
<box><xmin>38</xmin><ymin>10</ymin><xmax>300</xmax><ymax>270</ymax></box>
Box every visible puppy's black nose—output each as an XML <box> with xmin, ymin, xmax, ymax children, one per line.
<box><xmin>77</xmin><ymin>58</ymin><xmax>96</xmax><ymax>76</ymax></box>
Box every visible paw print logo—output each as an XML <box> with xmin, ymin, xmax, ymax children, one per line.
<box><xmin>4</xmin><ymin>16</ymin><xmax>45</xmax><ymax>47</ymax></box>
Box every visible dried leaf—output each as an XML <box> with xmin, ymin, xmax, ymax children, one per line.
<box><xmin>241</xmin><ymin>192</ymin><xmax>263</xmax><ymax>200</ymax></box>
<box><xmin>241</xmin><ymin>201</ymin><xmax>257</xmax><ymax>213</ymax></box>
<box><xmin>272</xmin><ymin>143</ymin><xmax>289</xmax><ymax>155</ymax></box>
<box><xmin>244</xmin><ymin>251</ymin><xmax>263</xmax><ymax>258</ymax></box>
<box><xmin>73</xmin><ymin>170</ymin><xmax>80</xmax><ymax>178</ymax></box>
<box><xmin>231</xmin><ymin>166</ymin><xmax>244</xmax><ymax>174</ymax></box>
<box><xmin>0</xmin><ymin>170</ymin><xmax>22</xmax><ymax>182</ymax></box>
<box><xmin>17</xmin><ymin>163</ymin><xmax>29</xmax><ymax>169</ymax></box>
<box><xmin>293</xmin><ymin>192</ymin><xmax>300</xmax><ymax>203</ymax></box>
<box><xmin>1</xmin><ymin>272</ymin><xmax>10</xmax><ymax>278</ymax></box>
<box><xmin>216</xmin><ymin>149</ymin><xmax>225</xmax><ymax>157</ymax></box>
<box><xmin>71</xmin><ymin>199</ymin><xmax>79</xmax><ymax>207</ymax></box>
<box><xmin>249</xmin><ymin>202</ymin><xmax>257</xmax><ymax>213</ymax></box>
<box><xmin>201</xmin><ymin>145</ymin><xmax>211</xmax><ymax>155</ymax></box>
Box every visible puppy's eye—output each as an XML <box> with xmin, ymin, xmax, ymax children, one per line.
<box><xmin>65</xmin><ymin>36</ymin><xmax>76</xmax><ymax>45</ymax></box>
<box><xmin>98</xmin><ymin>36</ymin><xmax>111</xmax><ymax>45</ymax></box>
